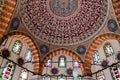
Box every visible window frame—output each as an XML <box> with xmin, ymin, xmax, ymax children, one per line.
<box><xmin>45</xmin><ymin>59</ymin><xmax>52</xmax><ymax>67</ymax></box>
<box><xmin>24</xmin><ymin>49</ymin><xmax>32</xmax><ymax>62</ymax></box>
<box><xmin>73</xmin><ymin>60</ymin><xmax>80</xmax><ymax>68</ymax></box>
<box><xmin>1</xmin><ymin>62</ymin><xmax>15</xmax><ymax>80</ymax></box>
<box><xmin>43</xmin><ymin>76</ymin><xmax>51</xmax><ymax>80</ymax></box>
<box><xmin>19</xmin><ymin>69</ymin><xmax>28</xmax><ymax>80</ymax></box>
<box><xmin>93</xmin><ymin>51</ymin><xmax>100</xmax><ymax>64</ymax></box>
<box><xmin>1</xmin><ymin>38</ymin><xmax>7</xmax><ymax>46</ymax></box>
<box><xmin>12</xmin><ymin>40</ymin><xmax>23</xmax><ymax>55</ymax></box>
<box><xmin>96</xmin><ymin>71</ymin><xmax>106</xmax><ymax>80</ymax></box>
<box><xmin>58</xmin><ymin>76</ymin><xmax>66</xmax><ymax>80</ymax></box>
<box><xmin>103</xmin><ymin>42</ymin><xmax>115</xmax><ymax>57</ymax></box>
<box><xmin>110</xmin><ymin>64</ymin><xmax>120</xmax><ymax>80</ymax></box>
<box><xmin>58</xmin><ymin>55</ymin><xmax>66</xmax><ymax>68</ymax></box>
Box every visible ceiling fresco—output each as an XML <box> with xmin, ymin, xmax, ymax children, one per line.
<box><xmin>20</xmin><ymin>0</ymin><xmax>108</xmax><ymax>45</ymax></box>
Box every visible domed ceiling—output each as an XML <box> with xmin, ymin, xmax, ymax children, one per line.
<box><xmin>20</xmin><ymin>0</ymin><xmax>108</xmax><ymax>45</ymax></box>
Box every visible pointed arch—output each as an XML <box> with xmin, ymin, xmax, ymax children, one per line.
<box><xmin>40</xmin><ymin>48</ymin><xmax>85</xmax><ymax>75</ymax></box>
<box><xmin>84</xmin><ymin>33</ymin><xmax>120</xmax><ymax>75</ymax></box>
<box><xmin>4</xmin><ymin>31</ymin><xmax>40</xmax><ymax>74</ymax></box>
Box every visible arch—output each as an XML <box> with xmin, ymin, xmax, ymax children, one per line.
<box><xmin>84</xmin><ymin>33</ymin><xmax>120</xmax><ymax>75</ymax></box>
<box><xmin>40</xmin><ymin>48</ymin><xmax>85</xmax><ymax>75</ymax></box>
<box><xmin>3</xmin><ymin>31</ymin><xmax>40</xmax><ymax>74</ymax></box>
<box><xmin>0</xmin><ymin>0</ymin><xmax>17</xmax><ymax>40</ymax></box>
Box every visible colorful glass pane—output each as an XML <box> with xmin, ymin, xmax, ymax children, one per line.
<box><xmin>103</xmin><ymin>42</ymin><xmax>115</xmax><ymax>57</ymax></box>
<box><xmin>43</xmin><ymin>76</ymin><xmax>50</xmax><ymax>80</ymax></box>
<box><xmin>58</xmin><ymin>77</ymin><xmax>66</xmax><ymax>80</ymax></box>
<box><xmin>19</xmin><ymin>69</ymin><xmax>28</xmax><ymax>80</ymax></box>
<box><xmin>1</xmin><ymin>39</ymin><xmax>7</xmax><ymax>46</ymax></box>
<box><xmin>24</xmin><ymin>49</ymin><xmax>32</xmax><ymax>62</ymax></box>
<box><xmin>12</xmin><ymin>40</ymin><xmax>22</xmax><ymax>55</ymax></box>
<box><xmin>1</xmin><ymin>62</ymin><xmax>15</xmax><ymax>80</ymax></box>
<box><xmin>59</xmin><ymin>56</ymin><xmax>66</xmax><ymax>68</ymax></box>
<box><xmin>93</xmin><ymin>51</ymin><xmax>100</xmax><ymax>64</ymax></box>
<box><xmin>74</xmin><ymin>77</ymin><xmax>81</xmax><ymax>80</ymax></box>
<box><xmin>73</xmin><ymin>60</ymin><xmax>80</xmax><ymax>68</ymax></box>
<box><xmin>110</xmin><ymin>64</ymin><xmax>120</xmax><ymax>80</ymax></box>
<box><xmin>45</xmin><ymin>60</ymin><xmax>52</xmax><ymax>67</ymax></box>
<box><xmin>96</xmin><ymin>71</ymin><xmax>105</xmax><ymax>80</ymax></box>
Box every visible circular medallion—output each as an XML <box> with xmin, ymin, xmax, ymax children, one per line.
<box><xmin>51</xmin><ymin>68</ymin><xmax>59</xmax><ymax>74</ymax></box>
<box><xmin>39</xmin><ymin>45</ymin><xmax>49</xmax><ymax>54</ymax></box>
<box><xmin>66</xmin><ymin>68</ymin><xmax>73</xmax><ymax>75</ymax></box>
<box><xmin>76</xmin><ymin>45</ymin><xmax>86</xmax><ymax>54</ymax></box>
<box><xmin>101</xmin><ymin>60</ymin><xmax>109</xmax><ymax>68</ymax></box>
<box><xmin>10</xmin><ymin>18</ymin><xmax>20</xmax><ymax>30</ymax></box>
<box><xmin>20</xmin><ymin>0</ymin><xmax>108</xmax><ymax>45</ymax></box>
<box><xmin>49</xmin><ymin>0</ymin><xmax>78</xmax><ymax>17</ymax></box>
<box><xmin>2</xmin><ymin>49</ymin><xmax>10</xmax><ymax>58</ymax></box>
<box><xmin>107</xmin><ymin>19</ymin><xmax>118</xmax><ymax>32</ymax></box>
<box><xmin>17</xmin><ymin>58</ymin><xmax>24</xmax><ymax>65</ymax></box>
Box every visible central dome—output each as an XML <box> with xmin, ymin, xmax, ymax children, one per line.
<box><xmin>20</xmin><ymin>0</ymin><xmax>108</xmax><ymax>45</ymax></box>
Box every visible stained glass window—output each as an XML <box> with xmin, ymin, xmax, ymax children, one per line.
<box><xmin>19</xmin><ymin>69</ymin><xmax>28</xmax><ymax>80</ymax></box>
<box><xmin>74</xmin><ymin>77</ymin><xmax>81</xmax><ymax>80</ymax></box>
<box><xmin>12</xmin><ymin>40</ymin><xmax>23</xmax><ymax>55</ymax></box>
<box><xmin>73</xmin><ymin>60</ymin><xmax>80</xmax><ymax>68</ymax></box>
<box><xmin>1</xmin><ymin>39</ymin><xmax>7</xmax><ymax>46</ymax></box>
<box><xmin>1</xmin><ymin>62</ymin><xmax>15</xmax><ymax>80</ymax></box>
<box><xmin>93</xmin><ymin>51</ymin><xmax>100</xmax><ymax>64</ymax></box>
<box><xmin>43</xmin><ymin>76</ymin><xmax>51</xmax><ymax>80</ymax></box>
<box><xmin>58</xmin><ymin>56</ymin><xmax>66</xmax><ymax>68</ymax></box>
<box><xmin>24</xmin><ymin>49</ymin><xmax>32</xmax><ymax>62</ymax></box>
<box><xmin>45</xmin><ymin>60</ymin><xmax>52</xmax><ymax>67</ymax></box>
<box><xmin>58</xmin><ymin>76</ymin><xmax>66</xmax><ymax>80</ymax></box>
<box><xmin>110</xmin><ymin>64</ymin><xmax>120</xmax><ymax>80</ymax></box>
<box><xmin>103</xmin><ymin>42</ymin><xmax>115</xmax><ymax>57</ymax></box>
<box><xmin>96</xmin><ymin>71</ymin><xmax>105</xmax><ymax>80</ymax></box>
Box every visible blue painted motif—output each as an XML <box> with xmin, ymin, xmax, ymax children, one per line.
<box><xmin>39</xmin><ymin>45</ymin><xmax>49</xmax><ymax>54</ymax></box>
<box><xmin>107</xmin><ymin>19</ymin><xmax>118</xmax><ymax>32</ymax></box>
<box><xmin>76</xmin><ymin>45</ymin><xmax>86</xmax><ymax>54</ymax></box>
<box><xmin>53</xmin><ymin>0</ymin><xmax>75</xmax><ymax>14</ymax></box>
<box><xmin>10</xmin><ymin>18</ymin><xmax>20</xmax><ymax>30</ymax></box>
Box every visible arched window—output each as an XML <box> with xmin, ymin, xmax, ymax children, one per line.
<box><xmin>103</xmin><ymin>42</ymin><xmax>115</xmax><ymax>57</ymax></box>
<box><xmin>73</xmin><ymin>60</ymin><xmax>80</xmax><ymax>68</ymax></box>
<box><xmin>19</xmin><ymin>69</ymin><xmax>28</xmax><ymax>80</ymax></box>
<box><xmin>74</xmin><ymin>77</ymin><xmax>81</xmax><ymax>80</ymax></box>
<box><xmin>1</xmin><ymin>38</ymin><xmax>7</xmax><ymax>46</ymax></box>
<box><xmin>1</xmin><ymin>62</ymin><xmax>15</xmax><ymax>80</ymax></box>
<box><xmin>96</xmin><ymin>71</ymin><xmax>105</xmax><ymax>80</ymax></box>
<box><xmin>24</xmin><ymin>49</ymin><xmax>32</xmax><ymax>62</ymax></box>
<box><xmin>12</xmin><ymin>40</ymin><xmax>23</xmax><ymax>55</ymax></box>
<box><xmin>93</xmin><ymin>51</ymin><xmax>100</xmax><ymax>64</ymax></box>
<box><xmin>110</xmin><ymin>64</ymin><xmax>120</xmax><ymax>80</ymax></box>
<box><xmin>58</xmin><ymin>76</ymin><xmax>66</xmax><ymax>80</ymax></box>
<box><xmin>45</xmin><ymin>60</ymin><xmax>52</xmax><ymax>67</ymax></box>
<box><xmin>58</xmin><ymin>56</ymin><xmax>66</xmax><ymax>68</ymax></box>
<box><xmin>43</xmin><ymin>76</ymin><xmax>51</xmax><ymax>80</ymax></box>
